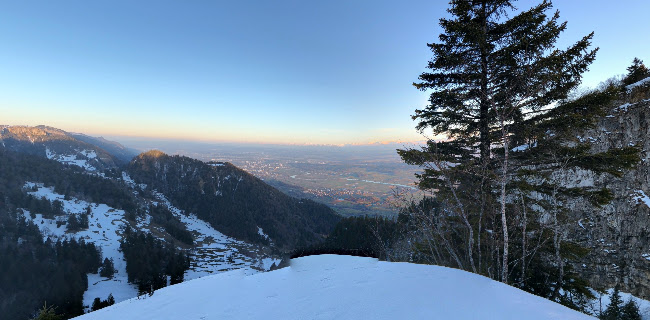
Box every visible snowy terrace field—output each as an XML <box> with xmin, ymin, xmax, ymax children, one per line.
<box><xmin>73</xmin><ymin>254</ymin><xmax>595</xmax><ymax>320</ymax></box>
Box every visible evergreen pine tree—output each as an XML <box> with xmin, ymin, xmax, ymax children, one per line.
<box><xmin>33</xmin><ymin>303</ymin><xmax>63</xmax><ymax>320</ymax></box>
<box><xmin>398</xmin><ymin>0</ymin><xmax>640</xmax><ymax>307</ymax></box>
<box><xmin>600</xmin><ymin>287</ymin><xmax>623</xmax><ymax>320</ymax></box>
<box><xmin>623</xmin><ymin>58</ymin><xmax>649</xmax><ymax>86</ymax></box>
<box><xmin>400</xmin><ymin>0</ymin><xmax>596</xmax><ymax>282</ymax></box>
<box><xmin>91</xmin><ymin>298</ymin><xmax>102</xmax><ymax>312</ymax></box>
<box><xmin>621</xmin><ymin>299</ymin><xmax>642</xmax><ymax>320</ymax></box>
<box><xmin>99</xmin><ymin>258</ymin><xmax>115</xmax><ymax>278</ymax></box>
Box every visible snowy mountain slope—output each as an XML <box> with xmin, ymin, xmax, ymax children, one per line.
<box><xmin>148</xmin><ymin>190</ymin><xmax>281</xmax><ymax>279</ymax></box>
<box><xmin>45</xmin><ymin>147</ymin><xmax>100</xmax><ymax>171</ymax></box>
<box><xmin>70</xmin><ymin>133</ymin><xmax>138</xmax><ymax>164</ymax></box>
<box><xmin>126</xmin><ymin>151</ymin><xmax>341</xmax><ymax>249</ymax></box>
<box><xmin>0</xmin><ymin>125</ymin><xmax>123</xmax><ymax>170</ymax></box>
<box><xmin>21</xmin><ymin>183</ymin><xmax>138</xmax><ymax>309</ymax></box>
<box><xmin>74</xmin><ymin>255</ymin><xmax>594</xmax><ymax>320</ymax></box>
<box><xmin>20</xmin><ymin>182</ymin><xmax>280</xmax><ymax>312</ymax></box>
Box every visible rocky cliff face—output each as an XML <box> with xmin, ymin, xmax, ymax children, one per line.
<box><xmin>566</xmin><ymin>80</ymin><xmax>650</xmax><ymax>298</ymax></box>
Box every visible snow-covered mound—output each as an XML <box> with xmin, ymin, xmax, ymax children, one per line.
<box><xmin>74</xmin><ymin>255</ymin><xmax>593</xmax><ymax>320</ymax></box>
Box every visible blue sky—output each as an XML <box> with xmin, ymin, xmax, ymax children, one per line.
<box><xmin>1</xmin><ymin>1</ymin><xmax>648</xmax><ymax>145</ymax></box>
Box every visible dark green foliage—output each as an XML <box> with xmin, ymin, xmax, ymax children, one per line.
<box><xmin>149</xmin><ymin>204</ymin><xmax>194</xmax><ymax>245</ymax></box>
<box><xmin>0</xmin><ymin>148</ymin><xmax>133</xmax><ymax>319</ymax></box>
<box><xmin>90</xmin><ymin>294</ymin><xmax>115</xmax><ymax>312</ymax></box>
<box><xmin>410</xmin><ymin>0</ymin><xmax>596</xmax><ymax>162</ymax></box>
<box><xmin>66</xmin><ymin>213</ymin><xmax>89</xmax><ymax>232</ymax></box>
<box><xmin>120</xmin><ymin>228</ymin><xmax>190</xmax><ymax>295</ymax></box>
<box><xmin>292</xmin><ymin>216</ymin><xmax>399</xmax><ymax>260</ymax></box>
<box><xmin>622</xmin><ymin>58</ymin><xmax>649</xmax><ymax>86</ymax></box>
<box><xmin>0</xmin><ymin>147</ymin><xmax>138</xmax><ymax>215</ymax></box>
<box><xmin>601</xmin><ymin>287</ymin><xmax>623</xmax><ymax>320</ymax></box>
<box><xmin>0</xmin><ymin>210</ymin><xmax>101</xmax><ymax>319</ymax></box>
<box><xmin>395</xmin><ymin>1</ymin><xmax>647</xmax><ymax>313</ymax></box>
<box><xmin>99</xmin><ymin>258</ymin><xmax>115</xmax><ymax>278</ymax></box>
<box><xmin>599</xmin><ymin>287</ymin><xmax>642</xmax><ymax>320</ymax></box>
<box><xmin>32</xmin><ymin>303</ymin><xmax>63</xmax><ymax>320</ymax></box>
<box><xmin>622</xmin><ymin>300</ymin><xmax>642</xmax><ymax>320</ymax></box>
<box><xmin>127</xmin><ymin>151</ymin><xmax>340</xmax><ymax>249</ymax></box>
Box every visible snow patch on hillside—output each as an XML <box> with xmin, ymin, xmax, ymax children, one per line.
<box><xmin>633</xmin><ymin>190</ymin><xmax>650</xmax><ymax>208</ymax></box>
<box><xmin>626</xmin><ymin>76</ymin><xmax>650</xmax><ymax>90</ymax></box>
<box><xmin>74</xmin><ymin>255</ymin><xmax>594</xmax><ymax>320</ymax></box>
<box><xmin>257</xmin><ymin>226</ymin><xmax>269</xmax><ymax>240</ymax></box>
<box><xmin>512</xmin><ymin>142</ymin><xmax>537</xmax><ymax>152</ymax></box>
<box><xmin>45</xmin><ymin>147</ymin><xmax>98</xmax><ymax>171</ymax></box>
<box><xmin>20</xmin><ymin>183</ymin><xmax>137</xmax><ymax>310</ymax></box>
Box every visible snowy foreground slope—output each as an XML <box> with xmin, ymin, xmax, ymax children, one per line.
<box><xmin>75</xmin><ymin>255</ymin><xmax>593</xmax><ymax>320</ymax></box>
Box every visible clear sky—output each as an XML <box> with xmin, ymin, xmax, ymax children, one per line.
<box><xmin>1</xmin><ymin>1</ymin><xmax>648</xmax><ymax>145</ymax></box>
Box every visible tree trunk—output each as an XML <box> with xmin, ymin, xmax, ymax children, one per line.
<box><xmin>500</xmin><ymin>118</ymin><xmax>510</xmax><ymax>283</ymax></box>
<box><xmin>479</xmin><ymin>1</ymin><xmax>490</xmax><ymax>163</ymax></box>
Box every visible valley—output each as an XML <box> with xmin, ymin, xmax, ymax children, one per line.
<box><xmin>110</xmin><ymin>138</ymin><xmax>423</xmax><ymax>217</ymax></box>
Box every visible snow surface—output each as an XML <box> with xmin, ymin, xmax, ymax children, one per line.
<box><xmin>74</xmin><ymin>255</ymin><xmax>593</xmax><ymax>320</ymax></box>
<box><xmin>257</xmin><ymin>226</ymin><xmax>270</xmax><ymax>240</ymax></box>
<box><xmin>626</xmin><ymin>76</ymin><xmax>650</xmax><ymax>91</ymax></box>
<box><xmin>512</xmin><ymin>142</ymin><xmax>537</xmax><ymax>152</ymax></box>
<box><xmin>45</xmin><ymin>147</ymin><xmax>98</xmax><ymax>171</ymax></box>
<box><xmin>613</xmin><ymin>103</ymin><xmax>632</xmax><ymax>113</ymax></box>
<box><xmin>632</xmin><ymin>190</ymin><xmax>650</xmax><ymax>208</ymax></box>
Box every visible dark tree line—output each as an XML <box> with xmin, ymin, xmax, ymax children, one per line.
<box><xmin>0</xmin><ymin>209</ymin><xmax>101</xmax><ymax>319</ymax></box>
<box><xmin>149</xmin><ymin>204</ymin><xmax>194</xmax><ymax>245</ymax></box>
<box><xmin>120</xmin><ymin>227</ymin><xmax>190</xmax><ymax>295</ymax></box>
<box><xmin>292</xmin><ymin>216</ymin><xmax>400</xmax><ymax>260</ymax></box>
<box><xmin>0</xmin><ymin>148</ymin><xmax>138</xmax><ymax>217</ymax></box>
<box><xmin>90</xmin><ymin>294</ymin><xmax>115</xmax><ymax>312</ymax></box>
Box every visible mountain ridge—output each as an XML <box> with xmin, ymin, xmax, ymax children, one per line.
<box><xmin>126</xmin><ymin>150</ymin><xmax>341</xmax><ymax>249</ymax></box>
<box><xmin>0</xmin><ymin>125</ymin><xmax>137</xmax><ymax>170</ymax></box>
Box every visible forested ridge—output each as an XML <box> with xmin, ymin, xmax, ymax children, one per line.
<box><xmin>127</xmin><ymin>151</ymin><xmax>341</xmax><ymax>249</ymax></box>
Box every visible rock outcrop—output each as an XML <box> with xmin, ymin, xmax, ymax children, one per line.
<box><xmin>568</xmin><ymin>79</ymin><xmax>650</xmax><ymax>297</ymax></box>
